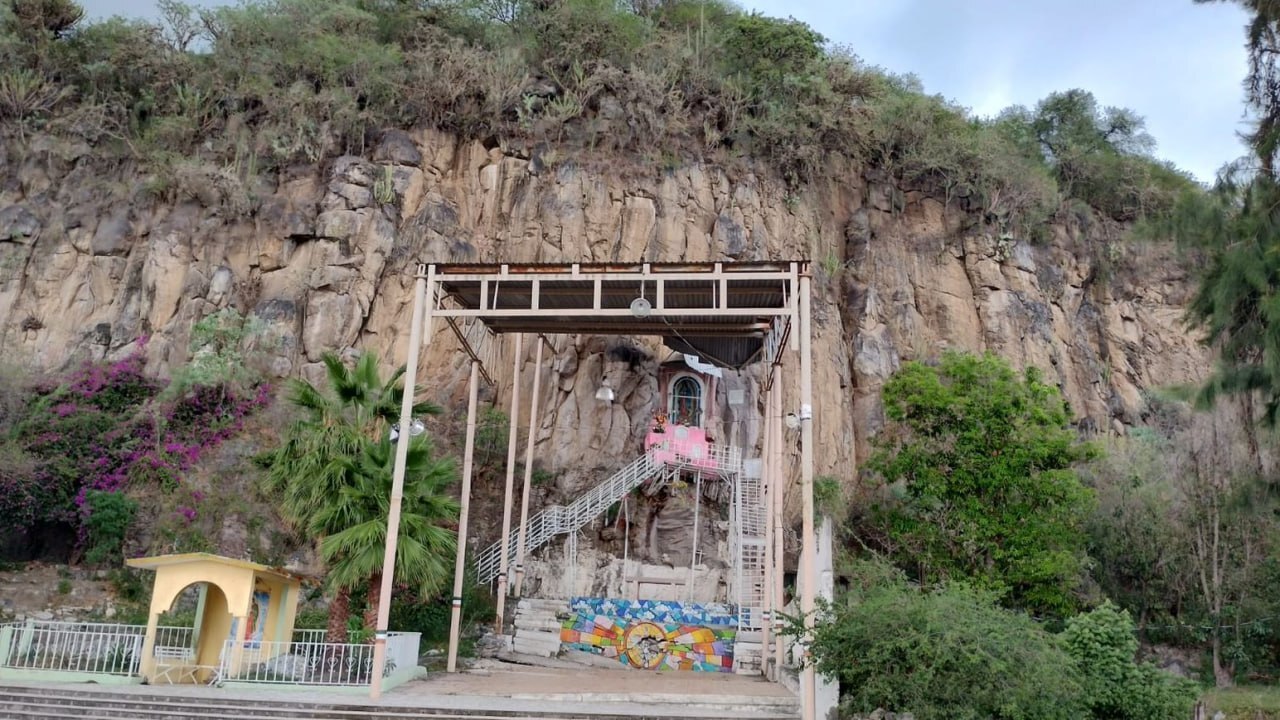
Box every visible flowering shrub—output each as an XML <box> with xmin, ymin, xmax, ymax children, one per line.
<box><xmin>6</xmin><ymin>338</ymin><xmax>270</xmax><ymax>564</ymax></box>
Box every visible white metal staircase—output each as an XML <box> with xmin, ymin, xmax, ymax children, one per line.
<box><xmin>733</xmin><ymin>463</ymin><xmax>768</xmax><ymax>633</ymax></box>
<box><xmin>475</xmin><ymin>452</ymin><xmax>667</xmax><ymax>584</ymax></box>
<box><xmin>730</xmin><ymin>461</ymin><xmax>768</xmax><ymax>675</ymax></box>
<box><xmin>475</xmin><ymin>440</ymin><xmax>742</xmax><ymax>585</ymax></box>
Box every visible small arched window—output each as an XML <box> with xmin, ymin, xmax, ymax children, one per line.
<box><xmin>669</xmin><ymin>375</ymin><xmax>704</xmax><ymax>427</ymax></box>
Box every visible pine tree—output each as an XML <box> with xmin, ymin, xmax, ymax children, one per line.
<box><xmin>1164</xmin><ymin>2</ymin><xmax>1280</xmax><ymax>421</ymax></box>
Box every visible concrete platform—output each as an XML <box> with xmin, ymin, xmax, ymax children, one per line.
<box><xmin>0</xmin><ymin>662</ymin><xmax>799</xmax><ymax>719</ymax></box>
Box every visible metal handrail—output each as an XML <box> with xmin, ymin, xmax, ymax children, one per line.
<box><xmin>475</xmin><ymin>441</ymin><xmax>742</xmax><ymax>584</ymax></box>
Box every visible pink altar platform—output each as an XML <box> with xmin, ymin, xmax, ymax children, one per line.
<box><xmin>644</xmin><ymin>425</ymin><xmax>720</xmax><ymax>471</ymax></box>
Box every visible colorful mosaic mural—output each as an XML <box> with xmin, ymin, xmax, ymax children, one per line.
<box><xmin>560</xmin><ymin>598</ymin><xmax>738</xmax><ymax>672</ymax></box>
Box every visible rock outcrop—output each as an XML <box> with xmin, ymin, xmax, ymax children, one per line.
<box><xmin>0</xmin><ymin>129</ymin><xmax>1208</xmax><ymax>521</ymax></box>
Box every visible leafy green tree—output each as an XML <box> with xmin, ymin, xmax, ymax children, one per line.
<box><xmin>994</xmin><ymin>89</ymin><xmax>1193</xmax><ymax>221</ymax></box>
<box><xmin>259</xmin><ymin>351</ymin><xmax>456</xmax><ymax>641</ymax></box>
<box><xmin>1082</xmin><ymin>396</ymin><xmax>1280</xmax><ymax>686</ymax></box>
<box><xmin>866</xmin><ymin>352</ymin><xmax>1094</xmax><ymax>615</ymax></box>
<box><xmin>1079</xmin><ymin>430</ymin><xmax>1192</xmax><ymax>630</ymax></box>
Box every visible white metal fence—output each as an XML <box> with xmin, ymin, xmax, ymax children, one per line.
<box><xmin>0</xmin><ymin>621</ymin><xmax>192</xmax><ymax>677</ymax></box>
<box><xmin>219</xmin><ymin>632</ymin><xmax>420</xmax><ymax>686</ymax></box>
<box><xmin>0</xmin><ymin>621</ymin><xmax>420</xmax><ymax>687</ymax></box>
<box><xmin>290</xmin><ymin>628</ymin><xmax>329</xmax><ymax>644</ymax></box>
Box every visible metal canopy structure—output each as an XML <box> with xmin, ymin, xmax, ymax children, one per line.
<box><xmin>432</xmin><ymin>261</ymin><xmax>800</xmax><ymax>370</ymax></box>
<box><xmin>372</xmin><ymin>259</ymin><xmax>821</xmax><ymax>720</ymax></box>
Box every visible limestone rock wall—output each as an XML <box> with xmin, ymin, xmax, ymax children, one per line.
<box><xmin>0</xmin><ymin>129</ymin><xmax>1208</xmax><ymax>523</ymax></box>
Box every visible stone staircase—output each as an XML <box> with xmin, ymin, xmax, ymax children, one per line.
<box><xmin>733</xmin><ymin>630</ymin><xmax>764</xmax><ymax>676</ymax></box>
<box><xmin>509</xmin><ymin>597</ymin><xmax>569</xmax><ymax>658</ymax></box>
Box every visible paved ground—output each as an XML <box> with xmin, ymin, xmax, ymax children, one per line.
<box><xmin>2</xmin><ymin>662</ymin><xmax>798</xmax><ymax>718</ymax></box>
<box><xmin>415</xmin><ymin>662</ymin><xmax>795</xmax><ymax>700</ymax></box>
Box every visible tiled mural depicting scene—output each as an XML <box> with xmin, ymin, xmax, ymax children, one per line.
<box><xmin>559</xmin><ymin>598</ymin><xmax>738</xmax><ymax>672</ymax></box>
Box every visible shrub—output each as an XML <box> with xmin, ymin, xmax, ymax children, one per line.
<box><xmin>6</xmin><ymin>338</ymin><xmax>269</xmax><ymax>558</ymax></box>
<box><xmin>522</xmin><ymin>0</ymin><xmax>652</xmax><ymax>70</ymax></box>
<box><xmin>804</xmin><ymin>581</ymin><xmax>1085</xmax><ymax>720</ymax></box>
<box><xmin>722</xmin><ymin>12</ymin><xmax>824</xmax><ymax>99</ymax></box>
<box><xmin>474</xmin><ymin>407</ymin><xmax>509</xmax><ymax>468</ymax></box>
<box><xmin>0</xmin><ymin>438</ymin><xmax>39</xmax><ymax>526</ymax></box>
<box><xmin>81</xmin><ymin>489</ymin><xmax>137</xmax><ymax>566</ymax></box>
<box><xmin>388</xmin><ymin>565</ymin><xmax>495</xmax><ymax>650</ymax></box>
<box><xmin>1062</xmin><ymin>603</ymin><xmax>1198</xmax><ymax>720</ymax></box>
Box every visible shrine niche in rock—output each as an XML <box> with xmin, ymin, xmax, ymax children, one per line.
<box><xmin>374</xmin><ymin>260</ymin><xmax>827</xmax><ymax>719</ymax></box>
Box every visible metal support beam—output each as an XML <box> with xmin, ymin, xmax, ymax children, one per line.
<box><xmin>760</xmin><ymin>377</ymin><xmax>776</xmax><ymax>673</ymax></box>
<box><xmin>798</xmin><ymin>272</ymin><xmax>816</xmax><ymax>720</ymax></box>
<box><xmin>446</xmin><ymin>359</ymin><xmax>481</xmax><ymax>672</ymax></box>
<box><xmin>771</xmin><ymin>361</ymin><xmax>786</xmax><ymax>679</ymax></box>
<box><xmin>514</xmin><ymin>338</ymin><xmax>546</xmax><ymax>596</ymax></box>
<box><xmin>371</xmin><ymin>264</ymin><xmax>433</xmax><ymax>698</ymax></box>
<box><xmin>688</xmin><ymin>473</ymin><xmax>702</xmax><ymax>603</ymax></box>
<box><xmin>494</xmin><ymin>334</ymin><xmax>524</xmax><ymax>631</ymax></box>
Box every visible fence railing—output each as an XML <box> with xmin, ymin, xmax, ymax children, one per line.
<box><xmin>0</xmin><ymin>621</ymin><xmax>193</xmax><ymax>677</ymax></box>
<box><xmin>220</xmin><ymin>632</ymin><xmax>420</xmax><ymax>686</ymax></box>
<box><xmin>0</xmin><ymin>621</ymin><xmax>420</xmax><ymax>687</ymax></box>
<box><xmin>290</xmin><ymin>628</ymin><xmax>329</xmax><ymax>645</ymax></box>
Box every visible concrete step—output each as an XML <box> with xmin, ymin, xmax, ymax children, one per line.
<box><xmin>1</xmin><ymin>692</ymin><xmax>455</xmax><ymax>719</ymax></box>
<box><xmin>511</xmin><ymin>637</ymin><xmax>561</xmax><ymax>657</ymax></box>
<box><xmin>516</xmin><ymin>599</ymin><xmax>569</xmax><ymax>611</ymax></box>
<box><xmin>513</xmin><ymin>616</ymin><xmax>564</xmax><ymax>633</ymax></box>
<box><xmin>513</xmin><ymin>628</ymin><xmax>561</xmax><ymax>643</ymax></box>
<box><xmin>0</xmin><ymin>686</ymin><xmax>798</xmax><ymax>720</ymax></box>
<box><xmin>512</xmin><ymin>613</ymin><xmax>564</xmax><ymax>624</ymax></box>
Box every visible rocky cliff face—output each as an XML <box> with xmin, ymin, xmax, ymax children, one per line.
<box><xmin>0</xmin><ymin>129</ymin><xmax>1208</xmax><ymax>522</ymax></box>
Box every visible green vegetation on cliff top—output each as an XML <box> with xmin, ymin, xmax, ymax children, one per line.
<box><xmin>0</xmin><ymin>0</ymin><xmax>1194</xmax><ymax>234</ymax></box>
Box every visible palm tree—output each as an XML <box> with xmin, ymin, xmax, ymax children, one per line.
<box><xmin>314</xmin><ymin>435</ymin><xmax>459</xmax><ymax>630</ymax></box>
<box><xmin>260</xmin><ymin>352</ymin><xmax>454</xmax><ymax>642</ymax></box>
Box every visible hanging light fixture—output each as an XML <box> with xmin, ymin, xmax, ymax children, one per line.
<box><xmin>784</xmin><ymin>412</ymin><xmax>800</xmax><ymax>430</ymax></box>
<box><xmin>389</xmin><ymin>417</ymin><xmax>428</xmax><ymax>441</ymax></box>
<box><xmin>595</xmin><ymin>379</ymin><xmax>616</xmax><ymax>403</ymax></box>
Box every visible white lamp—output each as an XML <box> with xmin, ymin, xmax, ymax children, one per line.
<box><xmin>784</xmin><ymin>412</ymin><xmax>800</xmax><ymax>430</ymax></box>
<box><xmin>389</xmin><ymin>417</ymin><xmax>427</xmax><ymax>441</ymax></box>
<box><xmin>596</xmin><ymin>380</ymin><xmax>615</xmax><ymax>403</ymax></box>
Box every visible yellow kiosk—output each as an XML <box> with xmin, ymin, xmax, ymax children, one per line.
<box><xmin>127</xmin><ymin>553</ymin><xmax>302</xmax><ymax>684</ymax></box>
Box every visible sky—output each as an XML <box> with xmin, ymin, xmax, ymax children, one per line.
<box><xmin>84</xmin><ymin>0</ymin><xmax>1253</xmax><ymax>182</ymax></box>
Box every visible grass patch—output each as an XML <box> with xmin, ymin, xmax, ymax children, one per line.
<box><xmin>1202</xmin><ymin>686</ymin><xmax>1280</xmax><ymax>720</ymax></box>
